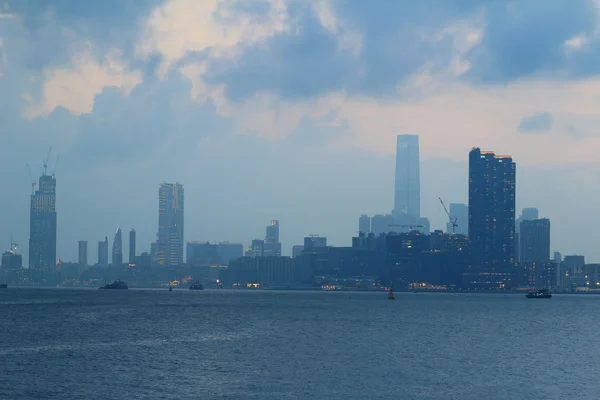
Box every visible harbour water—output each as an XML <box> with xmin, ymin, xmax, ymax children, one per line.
<box><xmin>1</xmin><ymin>289</ymin><xmax>599</xmax><ymax>399</ymax></box>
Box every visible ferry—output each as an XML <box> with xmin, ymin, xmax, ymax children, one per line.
<box><xmin>99</xmin><ymin>280</ymin><xmax>128</xmax><ymax>290</ymax></box>
<box><xmin>525</xmin><ymin>288</ymin><xmax>552</xmax><ymax>299</ymax></box>
<box><xmin>189</xmin><ymin>281</ymin><xmax>204</xmax><ymax>291</ymax></box>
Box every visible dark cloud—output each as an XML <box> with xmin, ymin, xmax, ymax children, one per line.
<box><xmin>517</xmin><ymin>112</ymin><xmax>553</xmax><ymax>133</ymax></box>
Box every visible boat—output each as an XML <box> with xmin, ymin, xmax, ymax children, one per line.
<box><xmin>0</xmin><ymin>283</ymin><xmax>7</xmax><ymax>289</ymax></box>
<box><xmin>169</xmin><ymin>286</ymin><xmax>173</xmax><ymax>292</ymax></box>
<box><xmin>189</xmin><ymin>281</ymin><xmax>204</xmax><ymax>291</ymax></box>
<box><xmin>526</xmin><ymin>288</ymin><xmax>552</xmax><ymax>299</ymax></box>
<box><xmin>388</xmin><ymin>286</ymin><xmax>395</xmax><ymax>300</ymax></box>
<box><xmin>99</xmin><ymin>280</ymin><xmax>128</xmax><ymax>290</ymax></box>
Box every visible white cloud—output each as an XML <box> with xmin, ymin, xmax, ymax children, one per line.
<box><xmin>136</xmin><ymin>0</ymin><xmax>290</xmax><ymax>76</ymax></box>
<box><xmin>565</xmin><ymin>35</ymin><xmax>586</xmax><ymax>49</ymax></box>
<box><xmin>26</xmin><ymin>50</ymin><xmax>142</xmax><ymax>118</ymax></box>
<box><xmin>312</xmin><ymin>0</ymin><xmax>363</xmax><ymax>55</ymax></box>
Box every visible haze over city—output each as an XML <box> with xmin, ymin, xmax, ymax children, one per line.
<box><xmin>2</xmin><ymin>0</ymin><xmax>600</xmax><ymax>263</ymax></box>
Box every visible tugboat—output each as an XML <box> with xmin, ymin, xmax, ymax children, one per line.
<box><xmin>526</xmin><ymin>288</ymin><xmax>552</xmax><ymax>299</ymax></box>
<box><xmin>388</xmin><ymin>285</ymin><xmax>395</xmax><ymax>300</ymax></box>
<box><xmin>99</xmin><ymin>279</ymin><xmax>128</xmax><ymax>290</ymax></box>
<box><xmin>0</xmin><ymin>283</ymin><xmax>7</xmax><ymax>289</ymax></box>
<box><xmin>189</xmin><ymin>281</ymin><xmax>204</xmax><ymax>291</ymax></box>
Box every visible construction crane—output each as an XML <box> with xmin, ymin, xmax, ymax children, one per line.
<box><xmin>52</xmin><ymin>154</ymin><xmax>60</xmax><ymax>177</ymax></box>
<box><xmin>26</xmin><ymin>164</ymin><xmax>36</xmax><ymax>195</ymax></box>
<box><xmin>43</xmin><ymin>146</ymin><xmax>52</xmax><ymax>176</ymax></box>
<box><xmin>439</xmin><ymin>197</ymin><xmax>458</xmax><ymax>234</ymax></box>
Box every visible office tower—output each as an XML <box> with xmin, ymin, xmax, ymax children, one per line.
<box><xmin>447</xmin><ymin>203</ymin><xmax>468</xmax><ymax>235</ymax></box>
<box><xmin>157</xmin><ymin>183</ymin><xmax>184</xmax><ymax>267</ymax></box>
<box><xmin>29</xmin><ymin>173</ymin><xmax>57</xmax><ymax>269</ymax></box>
<box><xmin>520</xmin><ymin>218</ymin><xmax>550</xmax><ymax>263</ymax></box>
<box><xmin>515</xmin><ymin>207</ymin><xmax>539</xmax><ymax>235</ymax></box>
<box><xmin>263</xmin><ymin>220</ymin><xmax>282</xmax><ymax>256</ymax></box>
<box><xmin>186</xmin><ymin>241</ymin><xmax>218</xmax><ymax>266</ymax></box>
<box><xmin>78</xmin><ymin>241</ymin><xmax>88</xmax><ymax>267</ymax></box>
<box><xmin>292</xmin><ymin>245</ymin><xmax>305</xmax><ymax>258</ymax></box>
<box><xmin>129</xmin><ymin>229</ymin><xmax>136</xmax><ymax>264</ymax></box>
<box><xmin>112</xmin><ymin>227</ymin><xmax>123</xmax><ymax>266</ymax></box>
<box><xmin>217</xmin><ymin>242</ymin><xmax>244</xmax><ymax>265</ymax></box>
<box><xmin>359</xmin><ymin>215</ymin><xmax>371</xmax><ymax>234</ymax></box>
<box><xmin>393</xmin><ymin>135</ymin><xmax>420</xmax><ymax>220</ymax></box>
<box><xmin>304</xmin><ymin>236</ymin><xmax>327</xmax><ymax>252</ymax></box>
<box><xmin>468</xmin><ymin>148</ymin><xmax>516</xmax><ymax>277</ymax></box>
<box><xmin>246</xmin><ymin>239</ymin><xmax>265</xmax><ymax>257</ymax></box>
<box><xmin>98</xmin><ymin>237</ymin><xmax>109</xmax><ymax>266</ymax></box>
<box><xmin>553</xmin><ymin>252</ymin><xmax>562</xmax><ymax>263</ymax></box>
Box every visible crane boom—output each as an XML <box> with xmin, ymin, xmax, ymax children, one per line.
<box><xmin>439</xmin><ymin>197</ymin><xmax>458</xmax><ymax>234</ymax></box>
<box><xmin>43</xmin><ymin>146</ymin><xmax>52</xmax><ymax>176</ymax></box>
<box><xmin>26</xmin><ymin>164</ymin><xmax>36</xmax><ymax>195</ymax></box>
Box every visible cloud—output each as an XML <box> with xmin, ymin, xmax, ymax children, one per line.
<box><xmin>517</xmin><ymin>112</ymin><xmax>553</xmax><ymax>133</ymax></box>
<box><xmin>26</xmin><ymin>49</ymin><xmax>142</xmax><ymax>118</ymax></box>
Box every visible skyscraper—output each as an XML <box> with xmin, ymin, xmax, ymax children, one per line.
<box><xmin>29</xmin><ymin>173</ymin><xmax>57</xmax><ymax>269</ymax></box>
<box><xmin>78</xmin><ymin>240</ymin><xmax>88</xmax><ymax>267</ymax></box>
<box><xmin>157</xmin><ymin>183</ymin><xmax>184</xmax><ymax>267</ymax></box>
<box><xmin>264</xmin><ymin>220</ymin><xmax>282</xmax><ymax>256</ymax></box>
<box><xmin>447</xmin><ymin>203</ymin><xmax>468</xmax><ymax>235</ymax></box>
<box><xmin>112</xmin><ymin>228</ymin><xmax>123</xmax><ymax>266</ymax></box>
<box><xmin>129</xmin><ymin>229</ymin><xmax>136</xmax><ymax>264</ymax></box>
<box><xmin>393</xmin><ymin>135</ymin><xmax>420</xmax><ymax>219</ymax></box>
<box><xmin>520</xmin><ymin>218</ymin><xmax>550</xmax><ymax>263</ymax></box>
<box><xmin>358</xmin><ymin>215</ymin><xmax>371</xmax><ymax>234</ymax></box>
<box><xmin>98</xmin><ymin>237</ymin><xmax>109</xmax><ymax>266</ymax></box>
<box><xmin>468</xmin><ymin>148</ymin><xmax>516</xmax><ymax>284</ymax></box>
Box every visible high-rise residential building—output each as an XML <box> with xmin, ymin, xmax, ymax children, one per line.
<box><xmin>520</xmin><ymin>218</ymin><xmax>550</xmax><ymax>263</ymax></box>
<box><xmin>157</xmin><ymin>183</ymin><xmax>184</xmax><ymax>267</ymax></box>
<box><xmin>78</xmin><ymin>240</ymin><xmax>88</xmax><ymax>267</ymax></box>
<box><xmin>359</xmin><ymin>215</ymin><xmax>371</xmax><ymax>234</ymax></box>
<box><xmin>129</xmin><ymin>229</ymin><xmax>136</xmax><ymax>264</ymax></box>
<box><xmin>263</xmin><ymin>220</ymin><xmax>282</xmax><ymax>256</ymax></box>
<box><xmin>393</xmin><ymin>135</ymin><xmax>420</xmax><ymax>220</ymax></box>
<box><xmin>468</xmin><ymin>148</ymin><xmax>516</xmax><ymax>281</ymax></box>
<box><xmin>112</xmin><ymin>227</ymin><xmax>123</xmax><ymax>266</ymax></box>
<box><xmin>98</xmin><ymin>237</ymin><xmax>109</xmax><ymax>266</ymax></box>
<box><xmin>29</xmin><ymin>173</ymin><xmax>57</xmax><ymax>269</ymax></box>
<box><xmin>447</xmin><ymin>203</ymin><xmax>468</xmax><ymax>235</ymax></box>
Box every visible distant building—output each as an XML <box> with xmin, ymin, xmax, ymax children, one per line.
<box><xmin>358</xmin><ymin>215</ymin><xmax>371</xmax><ymax>234</ymax></box>
<box><xmin>564</xmin><ymin>255</ymin><xmax>585</xmax><ymax>276</ymax></box>
<box><xmin>2</xmin><ymin>247</ymin><xmax>22</xmax><ymax>270</ymax></box>
<box><xmin>292</xmin><ymin>245</ymin><xmax>305</xmax><ymax>258</ymax></box>
<box><xmin>29</xmin><ymin>173</ymin><xmax>57</xmax><ymax>270</ymax></box>
<box><xmin>217</xmin><ymin>242</ymin><xmax>243</xmax><ymax>265</ymax></box>
<box><xmin>417</xmin><ymin>217</ymin><xmax>430</xmax><ymax>234</ymax></box>
<box><xmin>129</xmin><ymin>229</ymin><xmax>136</xmax><ymax>264</ymax></box>
<box><xmin>98</xmin><ymin>237</ymin><xmax>109</xmax><ymax>267</ymax></box>
<box><xmin>157</xmin><ymin>183</ymin><xmax>184</xmax><ymax>267</ymax></box>
<box><xmin>393</xmin><ymin>134</ymin><xmax>420</xmax><ymax>220</ymax></box>
<box><xmin>78</xmin><ymin>240</ymin><xmax>88</xmax><ymax>267</ymax></box>
<box><xmin>467</xmin><ymin>148</ymin><xmax>516</xmax><ymax>288</ymax></box>
<box><xmin>371</xmin><ymin>214</ymin><xmax>394</xmax><ymax>235</ymax></box>
<box><xmin>520</xmin><ymin>219</ymin><xmax>550</xmax><ymax>263</ymax></box>
<box><xmin>447</xmin><ymin>203</ymin><xmax>468</xmax><ymax>235</ymax></box>
<box><xmin>139</xmin><ymin>252</ymin><xmax>151</xmax><ymax>267</ymax></box>
<box><xmin>222</xmin><ymin>256</ymin><xmax>293</xmax><ymax>288</ymax></box>
<box><xmin>187</xmin><ymin>242</ymin><xmax>219</xmax><ymax>266</ymax></box>
<box><xmin>264</xmin><ymin>220</ymin><xmax>282</xmax><ymax>257</ymax></box>
<box><xmin>150</xmin><ymin>241</ymin><xmax>158</xmax><ymax>267</ymax></box>
<box><xmin>112</xmin><ymin>228</ymin><xmax>123</xmax><ymax>266</ymax></box>
<box><xmin>304</xmin><ymin>236</ymin><xmax>327</xmax><ymax>252</ymax></box>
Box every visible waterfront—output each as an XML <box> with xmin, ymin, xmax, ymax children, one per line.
<box><xmin>1</xmin><ymin>289</ymin><xmax>599</xmax><ymax>399</ymax></box>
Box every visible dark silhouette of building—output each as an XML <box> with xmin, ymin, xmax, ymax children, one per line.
<box><xmin>187</xmin><ymin>241</ymin><xmax>219</xmax><ymax>266</ymax></box>
<box><xmin>222</xmin><ymin>256</ymin><xmax>293</xmax><ymax>287</ymax></box>
<box><xmin>447</xmin><ymin>203</ymin><xmax>468</xmax><ymax>235</ymax></box>
<box><xmin>217</xmin><ymin>242</ymin><xmax>243</xmax><ymax>265</ymax></box>
<box><xmin>393</xmin><ymin>134</ymin><xmax>420</xmax><ymax>220</ymax></box>
<box><xmin>520</xmin><ymin>218</ymin><xmax>550</xmax><ymax>263</ymax></box>
<box><xmin>2</xmin><ymin>247</ymin><xmax>22</xmax><ymax>270</ymax></box>
<box><xmin>29</xmin><ymin>173</ymin><xmax>57</xmax><ymax>269</ymax></box>
<box><xmin>129</xmin><ymin>229</ymin><xmax>136</xmax><ymax>264</ymax></box>
<box><xmin>304</xmin><ymin>236</ymin><xmax>327</xmax><ymax>251</ymax></box>
<box><xmin>112</xmin><ymin>227</ymin><xmax>123</xmax><ymax>266</ymax></box>
<box><xmin>264</xmin><ymin>220</ymin><xmax>281</xmax><ymax>256</ymax></box>
<box><xmin>467</xmin><ymin>148</ymin><xmax>516</xmax><ymax>288</ymax></box>
<box><xmin>78</xmin><ymin>240</ymin><xmax>88</xmax><ymax>267</ymax></box>
<box><xmin>246</xmin><ymin>239</ymin><xmax>265</xmax><ymax>257</ymax></box>
<box><xmin>157</xmin><ymin>183</ymin><xmax>184</xmax><ymax>266</ymax></box>
<box><xmin>98</xmin><ymin>237</ymin><xmax>108</xmax><ymax>266</ymax></box>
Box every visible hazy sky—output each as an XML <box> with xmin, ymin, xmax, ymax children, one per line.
<box><xmin>1</xmin><ymin>0</ymin><xmax>600</xmax><ymax>263</ymax></box>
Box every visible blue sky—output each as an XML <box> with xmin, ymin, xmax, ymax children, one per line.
<box><xmin>2</xmin><ymin>0</ymin><xmax>600</xmax><ymax>263</ymax></box>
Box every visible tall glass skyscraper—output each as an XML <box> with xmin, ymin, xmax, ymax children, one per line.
<box><xmin>112</xmin><ymin>227</ymin><xmax>123</xmax><ymax>266</ymax></box>
<box><xmin>157</xmin><ymin>183</ymin><xmax>184</xmax><ymax>267</ymax></box>
<box><xmin>263</xmin><ymin>220</ymin><xmax>281</xmax><ymax>256</ymax></box>
<box><xmin>468</xmin><ymin>148</ymin><xmax>516</xmax><ymax>285</ymax></box>
<box><xmin>29</xmin><ymin>173</ymin><xmax>57</xmax><ymax>269</ymax></box>
<box><xmin>393</xmin><ymin>135</ymin><xmax>420</xmax><ymax>220</ymax></box>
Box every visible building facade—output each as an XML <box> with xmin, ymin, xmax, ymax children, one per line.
<box><xmin>447</xmin><ymin>203</ymin><xmax>468</xmax><ymax>235</ymax></box>
<box><xmin>129</xmin><ymin>229</ymin><xmax>136</xmax><ymax>264</ymax></box>
<box><xmin>29</xmin><ymin>174</ymin><xmax>57</xmax><ymax>269</ymax></box>
<box><xmin>520</xmin><ymin>218</ymin><xmax>550</xmax><ymax>263</ymax></box>
<box><xmin>393</xmin><ymin>135</ymin><xmax>420</xmax><ymax>220</ymax></box>
<box><xmin>157</xmin><ymin>183</ymin><xmax>184</xmax><ymax>267</ymax></box>
<box><xmin>112</xmin><ymin>228</ymin><xmax>123</xmax><ymax>266</ymax></box>
<box><xmin>78</xmin><ymin>240</ymin><xmax>88</xmax><ymax>267</ymax></box>
<box><xmin>263</xmin><ymin>220</ymin><xmax>281</xmax><ymax>257</ymax></box>
<box><xmin>98</xmin><ymin>237</ymin><xmax>109</xmax><ymax>267</ymax></box>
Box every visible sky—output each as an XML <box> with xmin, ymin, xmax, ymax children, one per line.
<box><xmin>2</xmin><ymin>0</ymin><xmax>600</xmax><ymax>263</ymax></box>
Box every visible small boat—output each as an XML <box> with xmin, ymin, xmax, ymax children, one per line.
<box><xmin>99</xmin><ymin>280</ymin><xmax>128</xmax><ymax>290</ymax></box>
<box><xmin>169</xmin><ymin>286</ymin><xmax>173</xmax><ymax>292</ymax></box>
<box><xmin>388</xmin><ymin>286</ymin><xmax>395</xmax><ymax>300</ymax></box>
<box><xmin>526</xmin><ymin>288</ymin><xmax>552</xmax><ymax>299</ymax></box>
<box><xmin>189</xmin><ymin>281</ymin><xmax>204</xmax><ymax>291</ymax></box>
<box><xmin>0</xmin><ymin>283</ymin><xmax>7</xmax><ymax>289</ymax></box>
